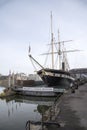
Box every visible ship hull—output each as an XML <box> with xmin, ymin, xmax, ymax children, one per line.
<box><xmin>37</xmin><ymin>69</ymin><xmax>74</xmax><ymax>89</ymax></box>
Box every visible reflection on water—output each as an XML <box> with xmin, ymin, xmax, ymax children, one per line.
<box><xmin>0</xmin><ymin>98</ymin><xmax>41</xmax><ymax>130</ymax></box>
<box><xmin>0</xmin><ymin>87</ymin><xmax>56</xmax><ymax>130</ymax></box>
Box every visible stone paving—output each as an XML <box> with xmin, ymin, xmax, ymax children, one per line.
<box><xmin>54</xmin><ymin>83</ymin><xmax>87</xmax><ymax>129</ymax></box>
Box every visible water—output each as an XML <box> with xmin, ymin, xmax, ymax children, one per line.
<box><xmin>0</xmin><ymin>86</ymin><xmax>55</xmax><ymax>130</ymax></box>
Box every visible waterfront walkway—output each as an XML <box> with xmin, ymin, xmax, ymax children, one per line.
<box><xmin>54</xmin><ymin>83</ymin><xmax>87</xmax><ymax>129</ymax></box>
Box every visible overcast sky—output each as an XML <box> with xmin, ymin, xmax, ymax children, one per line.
<box><xmin>0</xmin><ymin>0</ymin><xmax>87</xmax><ymax>75</ymax></box>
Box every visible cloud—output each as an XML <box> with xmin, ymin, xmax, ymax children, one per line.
<box><xmin>0</xmin><ymin>0</ymin><xmax>87</xmax><ymax>74</ymax></box>
<box><xmin>0</xmin><ymin>0</ymin><xmax>12</xmax><ymax>8</ymax></box>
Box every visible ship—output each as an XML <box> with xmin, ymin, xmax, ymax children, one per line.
<box><xmin>29</xmin><ymin>55</ymin><xmax>74</xmax><ymax>90</ymax></box>
<box><xmin>29</xmin><ymin>13</ymin><xmax>76</xmax><ymax>90</ymax></box>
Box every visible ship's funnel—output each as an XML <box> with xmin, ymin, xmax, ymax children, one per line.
<box><xmin>62</xmin><ymin>62</ymin><xmax>65</xmax><ymax>71</ymax></box>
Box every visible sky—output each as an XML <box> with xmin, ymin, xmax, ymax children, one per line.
<box><xmin>0</xmin><ymin>0</ymin><xmax>87</xmax><ymax>75</ymax></box>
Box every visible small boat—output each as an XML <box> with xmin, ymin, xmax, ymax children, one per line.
<box><xmin>12</xmin><ymin>85</ymin><xmax>61</xmax><ymax>97</ymax></box>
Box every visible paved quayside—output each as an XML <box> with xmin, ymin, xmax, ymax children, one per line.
<box><xmin>54</xmin><ymin>83</ymin><xmax>87</xmax><ymax>129</ymax></box>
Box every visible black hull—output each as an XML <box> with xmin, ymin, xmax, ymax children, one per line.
<box><xmin>41</xmin><ymin>75</ymin><xmax>73</xmax><ymax>88</ymax></box>
<box><xmin>37</xmin><ymin>69</ymin><xmax>74</xmax><ymax>89</ymax></box>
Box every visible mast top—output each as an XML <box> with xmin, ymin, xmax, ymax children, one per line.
<box><xmin>50</xmin><ymin>11</ymin><xmax>54</xmax><ymax>69</ymax></box>
<box><xmin>51</xmin><ymin>11</ymin><xmax>53</xmax><ymax>36</ymax></box>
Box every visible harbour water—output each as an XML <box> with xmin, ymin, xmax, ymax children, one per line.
<box><xmin>0</xmin><ymin>86</ymin><xmax>55</xmax><ymax>130</ymax></box>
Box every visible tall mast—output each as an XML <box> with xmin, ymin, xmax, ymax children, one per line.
<box><xmin>51</xmin><ymin>12</ymin><xmax>54</xmax><ymax>69</ymax></box>
<box><xmin>58</xmin><ymin>30</ymin><xmax>61</xmax><ymax>69</ymax></box>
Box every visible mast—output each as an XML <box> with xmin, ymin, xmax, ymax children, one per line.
<box><xmin>8</xmin><ymin>70</ymin><xmax>11</xmax><ymax>87</ymax></box>
<box><xmin>51</xmin><ymin>12</ymin><xmax>54</xmax><ymax>69</ymax></box>
<box><xmin>58</xmin><ymin>30</ymin><xmax>61</xmax><ymax>69</ymax></box>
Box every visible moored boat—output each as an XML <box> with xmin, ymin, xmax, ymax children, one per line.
<box><xmin>29</xmin><ymin>13</ymin><xmax>75</xmax><ymax>90</ymax></box>
<box><xmin>12</xmin><ymin>86</ymin><xmax>60</xmax><ymax>97</ymax></box>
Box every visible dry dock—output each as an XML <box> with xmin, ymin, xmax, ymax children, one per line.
<box><xmin>54</xmin><ymin>83</ymin><xmax>87</xmax><ymax>129</ymax></box>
